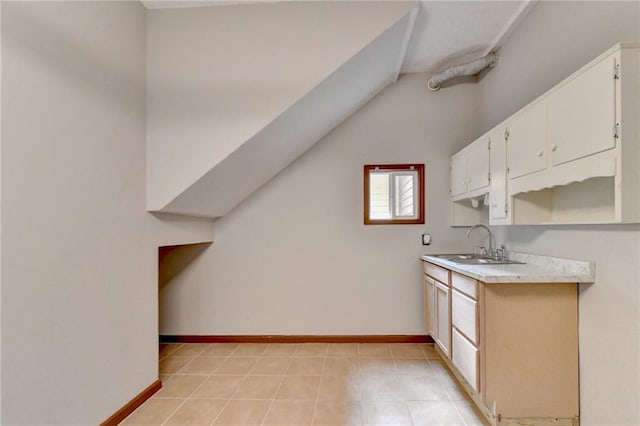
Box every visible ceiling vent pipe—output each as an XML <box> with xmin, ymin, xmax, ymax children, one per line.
<box><xmin>427</xmin><ymin>52</ymin><xmax>498</xmax><ymax>91</ymax></box>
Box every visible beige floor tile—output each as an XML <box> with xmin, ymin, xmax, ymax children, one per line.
<box><xmin>360</xmin><ymin>377</ymin><xmax>403</xmax><ymax>402</ymax></box>
<box><xmin>171</xmin><ymin>343</ymin><xmax>210</xmax><ymax>357</ymax></box>
<box><xmin>438</xmin><ymin>374</ymin><xmax>469</xmax><ymax>401</ymax></box>
<box><xmin>160</xmin><ymin>356</ymin><xmax>193</xmax><ymax>374</ymax></box>
<box><xmin>263</xmin><ymin>343</ymin><xmax>299</xmax><ymax>357</ymax></box>
<box><xmin>394</xmin><ymin>375</ymin><xmax>450</xmax><ymax>401</ymax></box>
<box><xmin>231</xmin><ymin>343</ymin><xmax>268</xmax><ymax>357</ymax></box>
<box><xmin>324</xmin><ymin>357</ymin><xmax>359</xmax><ymax>376</ymax></box>
<box><xmin>276</xmin><ymin>375</ymin><xmax>321</xmax><ymax>400</ymax></box>
<box><xmin>295</xmin><ymin>343</ymin><xmax>329</xmax><ymax>357</ymax></box>
<box><xmin>250</xmin><ymin>357</ymin><xmax>291</xmax><ymax>375</ymax></box>
<box><xmin>359</xmin><ymin>358</ymin><xmax>397</xmax><ymax>376</ymax></box>
<box><xmin>121</xmin><ymin>398</ymin><xmax>183</xmax><ymax>425</ymax></box>
<box><xmin>164</xmin><ymin>399</ymin><xmax>227</xmax><ymax>426</ymax></box>
<box><xmin>192</xmin><ymin>375</ymin><xmax>244</xmax><ymax>399</ymax></box>
<box><xmin>390</xmin><ymin>344</ymin><xmax>426</xmax><ymax>359</ymax></box>
<box><xmin>287</xmin><ymin>357</ymin><xmax>325</xmax><ymax>375</ymax></box>
<box><xmin>213</xmin><ymin>400</ymin><xmax>271</xmax><ymax>425</ymax></box>
<box><xmin>262</xmin><ymin>400</ymin><xmax>315</xmax><ymax>426</ymax></box>
<box><xmin>159</xmin><ymin>344</ymin><xmax>183</xmax><ymax>359</ymax></box>
<box><xmin>452</xmin><ymin>401</ymin><xmax>488</xmax><ymax>426</ymax></box>
<box><xmin>181</xmin><ymin>356</ymin><xmax>226</xmax><ymax>374</ymax></box>
<box><xmin>408</xmin><ymin>400</ymin><xmax>466</xmax><ymax>426</ymax></box>
<box><xmin>361</xmin><ymin>401</ymin><xmax>413</xmax><ymax>425</ymax></box>
<box><xmin>313</xmin><ymin>400</ymin><xmax>363</xmax><ymax>426</ymax></box>
<box><xmin>160</xmin><ymin>374</ymin><xmax>174</xmax><ymax>383</ymax></box>
<box><xmin>231</xmin><ymin>375</ymin><xmax>283</xmax><ymax>399</ymax></box>
<box><xmin>216</xmin><ymin>357</ymin><xmax>259</xmax><ymax>375</ymax></box>
<box><xmin>154</xmin><ymin>374</ymin><xmax>208</xmax><ymax>398</ymax></box>
<box><xmin>428</xmin><ymin>359</ymin><xmax>451</xmax><ymax>379</ymax></box>
<box><xmin>327</xmin><ymin>343</ymin><xmax>359</xmax><ymax>357</ymax></box>
<box><xmin>358</xmin><ymin>344</ymin><xmax>392</xmax><ymax>358</ymax></box>
<box><xmin>318</xmin><ymin>375</ymin><xmax>361</xmax><ymax>401</ymax></box>
<box><xmin>394</xmin><ymin>358</ymin><xmax>434</xmax><ymax>376</ymax></box>
<box><xmin>420</xmin><ymin>344</ymin><xmax>441</xmax><ymax>359</ymax></box>
<box><xmin>201</xmin><ymin>343</ymin><xmax>239</xmax><ymax>356</ymax></box>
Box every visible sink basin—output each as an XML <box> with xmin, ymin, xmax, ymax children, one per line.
<box><xmin>431</xmin><ymin>254</ymin><xmax>525</xmax><ymax>265</ymax></box>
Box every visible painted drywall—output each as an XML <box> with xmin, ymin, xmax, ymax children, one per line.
<box><xmin>1</xmin><ymin>2</ymin><xmax>213</xmax><ymax>423</ymax></box>
<box><xmin>146</xmin><ymin>1</ymin><xmax>417</xmax><ymax>213</ymax></box>
<box><xmin>476</xmin><ymin>2</ymin><xmax>640</xmax><ymax>425</ymax></box>
<box><xmin>159</xmin><ymin>73</ymin><xmax>481</xmax><ymax>335</ymax></box>
<box><xmin>157</xmin><ymin>9</ymin><xmax>418</xmax><ymax>218</ymax></box>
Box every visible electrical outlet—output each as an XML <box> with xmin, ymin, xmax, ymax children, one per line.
<box><xmin>421</xmin><ymin>233</ymin><xmax>431</xmax><ymax>245</ymax></box>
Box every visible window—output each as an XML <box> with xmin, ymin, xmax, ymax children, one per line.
<box><xmin>364</xmin><ymin>164</ymin><xmax>425</xmax><ymax>225</ymax></box>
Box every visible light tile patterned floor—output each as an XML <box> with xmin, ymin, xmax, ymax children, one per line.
<box><xmin>121</xmin><ymin>343</ymin><xmax>488</xmax><ymax>425</ymax></box>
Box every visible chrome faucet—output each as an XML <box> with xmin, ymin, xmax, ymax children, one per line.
<box><xmin>466</xmin><ymin>224</ymin><xmax>493</xmax><ymax>258</ymax></box>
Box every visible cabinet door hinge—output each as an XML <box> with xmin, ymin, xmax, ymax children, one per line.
<box><xmin>504</xmin><ymin>128</ymin><xmax>510</xmax><ymax>141</ymax></box>
<box><xmin>614</xmin><ymin>63</ymin><xmax>621</xmax><ymax>80</ymax></box>
<box><xmin>505</xmin><ymin>203</ymin><xmax>509</xmax><ymax>214</ymax></box>
<box><xmin>488</xmin><ymin>172</ymin><xmax>492</xmax><ymax>182</ymax></box>
<box><xmin>488</xmin><ymin>139</ymin><xmax>491</xmax><ymax>150</ymax></box>
<box><xmin>614</xmin><ymin>123</ymin><xmax>621</xmax><ymax>139</ymax></box>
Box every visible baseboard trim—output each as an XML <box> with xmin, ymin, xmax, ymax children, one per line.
<box><xmin>101</xmin><ymin>379</ymin><xmax>162</xmax><ymax>426</ymax></box>
<box><xmin>160</xmin><ymin>335</ymin><xmax>434</xmax><ymax>344</ymax></box>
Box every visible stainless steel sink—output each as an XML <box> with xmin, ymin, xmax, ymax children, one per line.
<box><xmin>432</xmin><ymin>254</ymin><xmax>525</xmax><ymax>265</ymax></box>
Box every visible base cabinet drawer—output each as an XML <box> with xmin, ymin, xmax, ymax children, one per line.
<box><xmin>452</xmin><ymin>289</ymin><xmax>478</xmax><ymax>344</ymax></box>
<box><xmin>452</xmin><ymin>327</ymin><xmax>479</xmax><ymax>392</ymax></box>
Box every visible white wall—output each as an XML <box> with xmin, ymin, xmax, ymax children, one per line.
<box><xmin>1</xmin><ymin>2</ymin><xmax>212</xmax><ymax>424</ymax></box>
<box><xmin>146</xmin><ymin>1</ymin><xmax>416</xmax><ymax>212</ymax></box>
<box><xmin>477</xmin><ymin>2</ymin><xmax>640</xmax><ymax>425</ymax></box>
<box><xmin>160</xmin><ymin>73</ymin><xmax>480</xmax><ymax>335</ymax></box>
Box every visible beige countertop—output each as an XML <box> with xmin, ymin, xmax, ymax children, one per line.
<box><xmin>421</xmin><ymin>251</ymin><xmax>595</xmax><ymax>283</ymax></box>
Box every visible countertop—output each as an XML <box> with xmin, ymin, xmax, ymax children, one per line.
<box><xmin>420</xmin><ymin>251</ymin><xmax>595</xmax><ymax>283</ymax></box>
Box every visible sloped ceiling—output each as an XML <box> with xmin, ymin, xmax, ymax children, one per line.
<box><xmin>146</xmin><ymin>1</ymin><xmax>418</xmax><ymax>218</ymax></box>
<box><xmin>142</xmin><ymin>0</ymin><xmax>534</xmax><ymax>74</ymax></box>
<box><xmin>143</xmin><ymin>0</ymin><xmax>533</xmax><ymax>219</ymax></box>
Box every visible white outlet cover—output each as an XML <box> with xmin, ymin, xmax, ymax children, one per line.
<box><xmin>422</xmin><ymin>233</ymin><xmax>431</xmax><ymax>245</ymax></box>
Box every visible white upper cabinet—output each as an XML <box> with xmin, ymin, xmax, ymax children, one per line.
<box><xmin>450</xmin><ymin>136</ymin><xmax>490</xmax><ymax>200</ymax></box>
<box><xmin>450</xmin><ymin>42</ymin><xmax>640</xmax><ymax>225</ymax></box>
<box><xmin>489</xmin><ymin>125</ymin><xmax>510</xmax><ymax>223</ymax></box>
<box><xmin>466</xmin><ymin>136</ymin><xmax>491</xmax><ymax>192</ymax></box>
<box><xmin>450</xmin><ymin>151</ymin><xmax>467</xmax><ymax>197</ymax></box>
<box><xmin>548</xmin><ymin>51</ymin><xmax>618</xmax><ymax>167</ymax></box>
<box><xmin>506</xmin><ymin>100</ymin><xmax>548</xmax><ymax>180</ymax></box>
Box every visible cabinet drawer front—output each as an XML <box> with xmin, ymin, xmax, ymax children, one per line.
<box><xmin>424</xmin><ymin>262</ymin><xmax>449</xmax><ymax>283</ymax></box>
<box><xmin>452</xmin><ymin>328</ymin><xmax>479</xmax><ymax>392</ymax></box>
<box><xmin>452</xmin><ymin>289</ymin><xmax>478</xmax><ymax>344</ymax></box>
<box><xmin>451</xmin><ymin>272</ymin><xmax>477</xmax><ymax>299</ymax></box>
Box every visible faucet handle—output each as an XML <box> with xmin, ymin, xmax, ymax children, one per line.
<box><xmin>496</xmin><ymin>244</ymin><xmax>507</xmax><ymax>261</ymax></box>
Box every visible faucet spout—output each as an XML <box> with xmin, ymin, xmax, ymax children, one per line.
<box><xmin>466</xmin><ymin>224</ymin><xmax>493</xmax><ymax>257</ymax></box>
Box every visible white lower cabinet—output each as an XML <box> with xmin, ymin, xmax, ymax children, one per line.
<box><xmin>452</xmin><ymin>327</ymin><xmax>479</xmax><ymax>392</ymax></box>
<box><xmin>435</xmin><ymin>281</ymin><xmax>450</xmax><ymax>357</ymax></box>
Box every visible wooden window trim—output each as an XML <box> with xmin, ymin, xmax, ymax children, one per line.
<box><xmin>364</xmin><ymin>163</ymin><xmax>425</xmax><ymax>225</ymax></box>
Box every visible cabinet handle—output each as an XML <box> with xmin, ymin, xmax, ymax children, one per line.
<box><xmin>551</xmin><ymin>145</ymin><xmax>558</xmax><ymax>152</ymax></box>
<box><xmin>537</xmin><ymin>150</ymin><xmax>544</xmax><ymax>157</ymax></box>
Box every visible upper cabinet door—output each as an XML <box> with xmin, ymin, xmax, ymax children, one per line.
<box><xmin>466</xmin><ymin>136</ymin><xmax>490</xmax><ymax>192</ymax></box>
<box><xmin>450</xmin><ymin>151</ymin><xmax>467</xmax><ymax>197</ymax></box>
<box><xmin>489</xmin><ymin>126</ymin><xmax>508</xmax><ymax>220</ymax></box>
<box><xmin>548</xmin><ymin>52</ymin><xmax>618</xmax><ymax>167</ymax></box>
<box><xmin>507</xmin><ymin>100</ymin><xmax>548</xmax><ymax>179</ymax></box>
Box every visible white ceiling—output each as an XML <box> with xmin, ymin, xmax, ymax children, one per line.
<box><xmin>141</xmin><ymin>0</ymin><xmax>534</xmax><ymax>74</ymax></box>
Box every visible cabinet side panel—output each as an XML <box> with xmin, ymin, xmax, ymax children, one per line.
<box><xmin>620</xmin><ymin>48</ymin><xmax>640</xmax><ymax>222</ymax></box>
<box><xmin>483</xmin><ymin>283</ymin><xmax>579</xmax><ymax>418</ymax></box>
